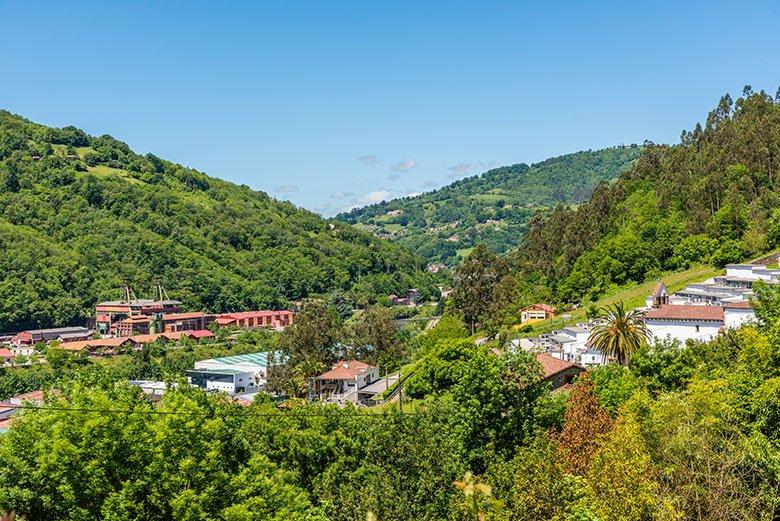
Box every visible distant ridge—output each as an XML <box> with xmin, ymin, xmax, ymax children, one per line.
<box><xmin>0</xmin><ymin>111</ymin><xmax>436</xmax><ymax>331</ymax></box>
<box><xmin>336</xmin><ymin>147</ymin><xmax>640</xmax><ymax>264</ymax></box>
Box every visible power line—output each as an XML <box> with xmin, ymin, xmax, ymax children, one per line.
<box><xmin>3</xmin><ymin>403</ymin><xmax>427</xmax><ymax>419</ymax></box>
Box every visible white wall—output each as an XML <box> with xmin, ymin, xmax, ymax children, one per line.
<box><xmin>646</xmin><ymin>319</ymin><xmax>722</xmax><ymax>344</ymax></box>
<box><xmin>724</xmin><ymin>309</ymin><xmax>756</xmax><ymax>329</ymax></box>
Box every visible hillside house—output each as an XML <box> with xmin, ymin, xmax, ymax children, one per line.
<box><xmin>214</xmin><ymin>310</ymin><xmax>294</xmax><ymax>330</ymax></box>
<box><xmin>536</xmin><ymin>353</ymin><xmax>585</xmax><ymax>391</ymax></box>
<box><xmin>0</xmin><ymin>348</ymin><xmax>14</xmax><ymax>366</ymax></box>
<box><xmin>388</xmin><ymin>289</ymin><xmax>421</xmax><ymax>307</ymax></box>
<box><xmin>520</xmin><ymin>303</ymin><xmax>554</xmax><ymax>324</ymax></box>
<box><xmin>315</xmin><ymin>360</ymin><xmax>380</xmax><ymax>404</ymax></box>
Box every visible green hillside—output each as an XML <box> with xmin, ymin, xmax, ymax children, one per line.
<box><xmin>0</xmin><ymin>111</ymin><xmax>437</xmax><ymax>331</ymax></box>
<box><xmin>336</xmin><ymin>147</ymin><xmax>640</xmax><ymax>264</ymax></box>
<box><xmin>514</xmin><ymin>88</ymin><xmax>780</xmax><ymax>304</ymax></box>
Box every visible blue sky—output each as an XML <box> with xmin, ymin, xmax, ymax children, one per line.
<box><xmin>2</xmin><ymin>1</ymin><xmax>779</xmax><ymax>215</ymax></box>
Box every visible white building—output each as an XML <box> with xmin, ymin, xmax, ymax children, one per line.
<box><xmin>538</xmin><ymin>323</ymin><xmax>606</xmax><ymax>367</ymax></box>
<box><xmin>188</xmin><ymin>351</ymin><xmax>282</xmax><ymax>394</ymax></box>
<box><xmin>644</xmin><ymin>305</ymin><xmax>724</xmax><ymax>344</ymax></box>
<box><xmin>315</xmin><ymin>360</ymin><xmax>380</xmax><ymax>404</ymax></box>
<box><xmin>723</xmin><ymin>301</ymin><xmax>756</xmax><ymax>329</ymax></box>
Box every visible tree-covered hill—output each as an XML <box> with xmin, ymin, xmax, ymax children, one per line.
<box><xmin>514</xmin><ymin>87</ymin><xmax>780</xmax><ymax>304</ymax></box>
<box><xmin>0</xmin><ymin>111</ymin><xmax>437</xmax><ymax>332</ymax></box>
<box><xmin>336</xmin><ymin>147</ymin><xmax>640</xmax><ymax>264</ymax></box>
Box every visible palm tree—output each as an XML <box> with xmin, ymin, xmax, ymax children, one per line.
<box><xmin>588</xmin><ymin>301</ymin><xmax>651</xmax><ymax>366</ymax></box>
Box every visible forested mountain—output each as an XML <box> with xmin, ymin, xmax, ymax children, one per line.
<box><xmin>0</xmin><ymin>111</ymin><xmax>436</xmax><ymax>331</ymax></box>
<box><xmin>514</xmin><ymin>88</ymin><xmax>780</xmax><ymax>304</ymax></box>
<box><xmin>336</xmin><ymin>147</ymin><xmax>640</xmax><ymax>264</ymax></box>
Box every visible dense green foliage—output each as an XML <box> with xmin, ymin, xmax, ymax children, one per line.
<box><xmin>0</xmin><ymin>111</ymin><xmax>438</xmax><ymax>331</ymax></box>
<box><xmin>336</xmin><ymin>147</ymin><xmax>640</xmax><ymax>264</ymax></box>
<box><xmin>516</xmin><ymin>88</ymin><xmax>780</xmax><ymax>304</ymax></box>
<box><xmin>2</xmin><ymin>291</ymin><xmax>779</xmax><ymax>520</ymax></box>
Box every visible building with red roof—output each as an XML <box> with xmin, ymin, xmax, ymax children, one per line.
<box><xmin>215</xmin><ymin>310</ymin><xmax>294</xmax><ymax>330</ymax></box>
<box><xmin>644</xmin><ymin>304</ymin><xmax>725</xmax><ymax>344</ymax></box>
<box><xmin>315</xmin><ymin>360</ymin><xmax>379</xmax><ymax>403</ymax></box>
<box><xmin>0</xmin><ymin>348</ymin><xmax>14</xmax><ymax>366</ymax></box>
<box><xmin>536</xmin><ymin>353</ymin><xmax>584</xmax><ymax>391</ymax></box>
<box><xmin>520</xmin><ymin>303</ymin><xmax>555</xmax><ymax>324</ymax></box>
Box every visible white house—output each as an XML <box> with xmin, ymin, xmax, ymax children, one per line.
<box><xmin>315</xmin><ymin>360</ymin><xmax>380</xmax><ymax>403</ymax></box>
<box><xmin>643</xmin><ymin>305</ymin><xmax>724</xmax><ymax>344</ymax></box>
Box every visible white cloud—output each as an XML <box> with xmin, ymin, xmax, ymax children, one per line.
<box><xmin>274</xmin><ymin>185</ymin><xmax>299</xmax><ymax>194</ymax></box>
<box><xmin>388</xmin><ymin>173</ymin><xmax>401</xmax><ymax>181</ymax></box>
<box><xmin>314</xmin><ymin>202</ymin><xmax>331</xmax><ymax>213</ymax></box>
<box><xmin>448</xmin><ymin>162</ymin><xmax>475</xmax><ymax>177</ymax></box>
<box><xmin>357</xmin><ymin>154</ymin><xmax>381</xmax><ymax>165</ymax></box>
<box><xmin>446</xmin><ymin>160</ymin><xmax>499</xmax><ymax>179</ymax></box>
<box><xmin>390</xmin><ymin>158</ymin><xmax>418</xmax><ymax>173</ymax></box>
<box><xmin>330</xmin><ymin>191</ymin><xmax>355</xmax><ymax>200</ymax></box>
<box><xmin>342</xmin><ymin>189</ymin><xmax>392</xmax><ymax>212</ymax></box>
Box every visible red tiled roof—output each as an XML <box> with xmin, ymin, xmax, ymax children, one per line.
<box><xmin>217</xmin><ymin>310</ymin><xmax>293</xmax><ymax>320</ymax></box>
<box><xmin>318</xmin><ymin>360</ymin><xmax>374</xmax><ymax>380</ymax></box>
<box><xmin>644</xmin><ymin>305</ymin><xmax>724</xmax><ymax>321</ymax></box>
<box><xmin>524</xmin><ymin>303</ymin><xmax>554</xmax><ymax>313</ymax></box>
<box><xmin>130</xmin><ymin>333</ymin><xmax>166</xmax><ymax>344</ymax></box>
<box><xmin>0</xmin><ymin>348</ymin><xmax>13</xmax><ymax>358</ymax></box>
<box><xmin>163</xmin><ymin>312</ymin><xmax>208</xmax><ymax>321</ymax></box>
<box><xmin>189</xmin><ymin>330</ymin><xmax>215</xmax><ymax>338</ymax></box>
<box><xmin>59</xmin><ymin>337</ymin><xmax>134</xmax><ymax>351</ymax></box>
<box><xmin>723</xmin><ymin>301</ymin><xmax>753</xmax><ymax>309</ymax></box>
<box><xmin>536</xmin><ymin>353</ymin><xmax>582</xmax><ymax>379</ymax></box>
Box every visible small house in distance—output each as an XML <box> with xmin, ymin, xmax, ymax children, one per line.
<box><xmin>315</xmin><ymin>360</ymin><xmax>380</xmax><ymax>404</ymax></box>
<box><xmin>388</xmin><ymin>289</ymin><xmax>420</xmax><ymax>307</ymax></box>
<box><xmin>520</xmin><ymin>303</ymin><xmax>555</xmax><ymax>324</ymax></box>
<box><xmin>536</xmin><ymin>353</ymin><xmax>584</xmax><ymax>391</ymax></box>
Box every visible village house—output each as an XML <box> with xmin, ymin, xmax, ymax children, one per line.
<box><xmin>0</xmin><ymin>348</ymin><xmax>14</xmax><ymax>366</ymax></box>
<box><xmin>314</xmin><ymin>360</ymin><xmax>380</xmax><ymax>404</ymax></box>
<box><xmin>520</xmin><ymin>303</ymin><xmax>555</xmax><ymax>324</ymax></box>
<box><xmin>388</xmin><ymin>289</ymin><xmax>420</xmax><ymax>307</ymax></box>
<box><xmin>536</xmin><ymin>353</ymin><xmax>585</xmax><ymax>391</ymax></box>
<box><xmin>214</xmin><ymin>310</ymin><xmax>294</xmax><ymax>330</ymax></box>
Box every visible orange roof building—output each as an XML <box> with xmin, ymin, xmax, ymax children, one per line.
<box><xmin>315</xmin><ymin>360</ymin><xmax>379</xmax><ymax>401</ymax></box>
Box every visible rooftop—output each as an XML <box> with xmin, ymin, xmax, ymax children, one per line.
<box><xmin>536</xmin><ymin>353</ymin><xmax>582</xmax><ymax>379</ymax></box>
<box><xmin>318</xmin><ymin>360</ymin><xmax>374</xmax><ymax>380</ymax></box>
<box><xmin>187</xmin><ymin>368</ymin><xmax>253</xmax><ymax>376</ymax></box>
<box><xmin>644</xmin><ymin>305</ymin><xmax>724</xmax><ymax>322</ymax></box>
<box><xmin>198</xmin><ymin>351</ymin><xmax>274</xmax><ymax>367</ymax></box>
